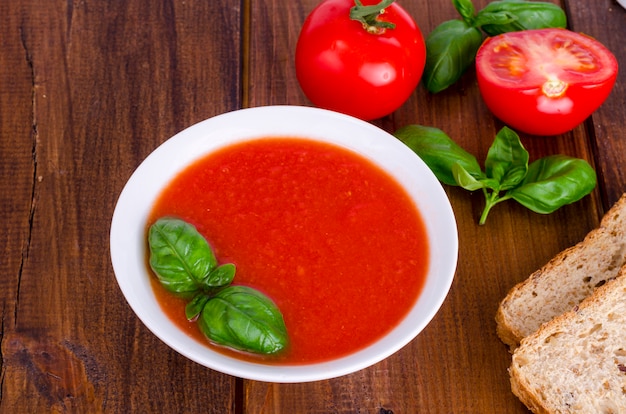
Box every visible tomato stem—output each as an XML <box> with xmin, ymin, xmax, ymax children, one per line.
<box><xmin>350</xmin><ymin>0</ymin><xmax>396</xmax><ymax>34</ymax></box>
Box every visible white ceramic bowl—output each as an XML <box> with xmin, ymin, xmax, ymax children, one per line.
<box><xmin>110</xmin><ymin>105</ymin><xmax>458</xmax><ymax>383</ymax></box>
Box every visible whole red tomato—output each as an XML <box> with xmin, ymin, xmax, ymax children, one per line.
<box><xmin>295</xmin><ymin>0</ymin><xmax>425</xmax><ymax>121</ymax></box>
<box><xmin>476</xmin><ymin>28</ymin><xmax>618</xmax><ymax>136</ymax></box>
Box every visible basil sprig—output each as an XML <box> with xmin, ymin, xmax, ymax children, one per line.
<box><xmin>148</xmin><ymin>218</ymin><xmax>289</xmax><ymax>355</ymax></box>
<box><xmin>424</xmin><ymin>0</ymin><xmax>567</xmax><ymax>93</ymax></box>
<box><xmin>394</xmin><ymin>125</ymin><xmax>597</xmax><ymax>225</ymax></box>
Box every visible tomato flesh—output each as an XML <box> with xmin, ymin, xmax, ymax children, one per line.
<box><xmin>476</xmin><ymin>28</ymin><xmax>618</xmax><ymax>136</ymax></box>
<box><xmin>295</xmin><ymin>0</ymin><xmax>426</xmax><ymax>121</ymax></box>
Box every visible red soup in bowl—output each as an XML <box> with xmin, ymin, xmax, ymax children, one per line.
<box><xmin>147</xmin><ymin>137</ymin><xmax>429</xmax><ymax>364</ymax></box>
<box><xmin>111</xmin><ymin>106</ymin><xmax>457</xmax><ymax>382</ymax></box>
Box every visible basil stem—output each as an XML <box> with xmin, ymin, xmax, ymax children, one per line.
<box><xmin>476</xmin><ymin>0</ymin><xmax>567</xmax><ymax>36</ymax></box>
<box><xmin>394</xmin><ymin>125</ymin><xmax>596</xmax><ymax>225</ymax></box>
<box><xmin>148</xmin><ymin>218</ymin><xmax>217</xmax><ymax>296</ymax></box>
<box><xmin>198</xmin><ymin>286</ymin><xmax>289</xmax><ymax>354</ymax></box>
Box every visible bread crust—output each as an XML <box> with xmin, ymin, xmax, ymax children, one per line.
<box><xmin>509</xmin><ymin>272</ymin><xmax>626</xmax><ymax>413</ymax></box>
<box><xmin>496</xmin><ymin>194</ymin><xmax>626</xmax><ymax>350</ymax></box>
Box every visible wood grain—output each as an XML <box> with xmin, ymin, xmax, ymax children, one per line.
<box><xmin>566</xmin><ymin>0</ymin><xmax>626</xmax><ymax>208</ymax></box>
<box><xmin>1</xmin><ymin>0</ymin><xmax>242</xmax><ymax>412</ymax></box>
<box><xmin>1</xmin><ymin>0</ymin><xmax>625</xmax><ymax>412</ymax></box>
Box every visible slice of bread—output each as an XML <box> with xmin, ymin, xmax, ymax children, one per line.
<box><xmin>496</xmin><ymin>194</ymin><xmax>626</xmax><ymax>350</ymax></box>
<box><xmin>509</xmin><ymin>271</ymin><xmax>626</xmax><ymax>414</ymax></box>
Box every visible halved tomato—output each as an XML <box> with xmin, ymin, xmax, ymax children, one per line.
<box><xmin>476</xmin><ymin>28</ymin><xmax>618</xmax><ymax>136</ymax></box>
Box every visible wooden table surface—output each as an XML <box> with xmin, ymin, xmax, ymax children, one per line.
<box><xmin>2</xmin><ymin>0</ymin><xmax>625</xmax><ymax>412</ymax></box>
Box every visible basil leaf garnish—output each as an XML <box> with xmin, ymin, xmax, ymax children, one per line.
<box><xmin>202</xmin><ymin>263</ymin><xmax>236</xmax><ymax>289</ymax></box>
<box><xmin>148</xmin><ymin>218</ymin><xmax>217</xmax><ymax>295</ymax></box>
<box><xmin>148</xmin><ymin>217</ymin><xmax>289</xmax><ymax>355</ymax></box>
<box><xmin>186</xmin><ymin>293</ymin><xmax>210</xmax><ymax>321</ymax></box>
<box><xmin>198</xmin><ymin>286</ymin><xmax>288</xmax><ymax>354</ymax></box>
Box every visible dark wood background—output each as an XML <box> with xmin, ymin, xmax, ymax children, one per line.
<box><xmin>1</xmin><ymin>0</ymin><xmax>624</xmax><ymax>412</ymax></box>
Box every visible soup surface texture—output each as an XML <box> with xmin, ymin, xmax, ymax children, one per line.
<box><xmin>148</xmin><ymin>137</ymin><xmax>429</xmax><ymax>364</ymax></box>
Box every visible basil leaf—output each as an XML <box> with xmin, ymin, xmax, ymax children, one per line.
<box><xmin>186</xmin><ymin>293</ymin><xmax>210</xmax><ymax>321</ymax></box>
<box><xmin>423</xmin><ymin>19</ymin><xmax>483</xmax><ymax>93</ymax></box>
<box><xmin>452</xmin><ymin>163</ymin><xmax>487</xmax><ymax>191</ymax></box>
<box><xmin>477</xmin><ymin>0</ymin><xmax>567</xmax><ymax>36</ymax></box>
<box><xmin>203</xmin><ymin>263</ymin><xmax>236</xmax><ymax>289</ymax></box>
<box><xmin>472</xmin><ymin>11</ymin><xmax>517</xmax><ymax>28</ymax></box>
<box><xmin>395</xmin><ymin>124</ymin><xmax>484</xmax><ymax>186</ymax></box>
<box><xmin>453</xmin><ymin>0</ymin><xmax>476</xmax><ymax>24</ymax></box>
<box><xmin>198</xmin><ymin>286</ymin><xmax>288</xmax><ymax>354</ymax></box>
<box><xmin>148</xmin><ymin>218</ymin><xmax>217</xmax><ymax>295</ymax></box>
<box><xmin>485</xmin><ymin>127</ymin><xmax>529</xmax><ymax>190</ymax></box>
<box><xmin>509</xmin><ymin>155</ymin><xmax>597</xmax><ymax>214</ymax></box>
<box><xmin>454</xmin><ymin>163</ymin><xmax>502</xmax><ymax>191</ymax></box>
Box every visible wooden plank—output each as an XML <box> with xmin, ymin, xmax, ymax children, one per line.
<box><xmin>565</xmin><ymin>0</ymin><xmax>626</xmax><ymax>208</ymax></box>
<box><xmin>244</xmin><ymin>0</ymin><xmax>604</xmax><ymax>412</ymax></box>
<box><xmin>0</xmin><ymin>0</ymin><xmax>38</xmax><ymax>387</ymax></box>
<box><xmin>0</xmin><ymin>0</ymin><xmax>242</xmax><ymax>411</ymax></box>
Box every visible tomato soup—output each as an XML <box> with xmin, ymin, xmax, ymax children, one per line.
<box><xmin>147</xmin><ymin>137</ymin><xmax>429</xmax><ymax>364</ymax></box>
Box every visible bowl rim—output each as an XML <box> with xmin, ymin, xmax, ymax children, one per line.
<box><xmin>110</xmin><ymin>105</ymin><xmax>458</xmax><ymax>383</ymax></box>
